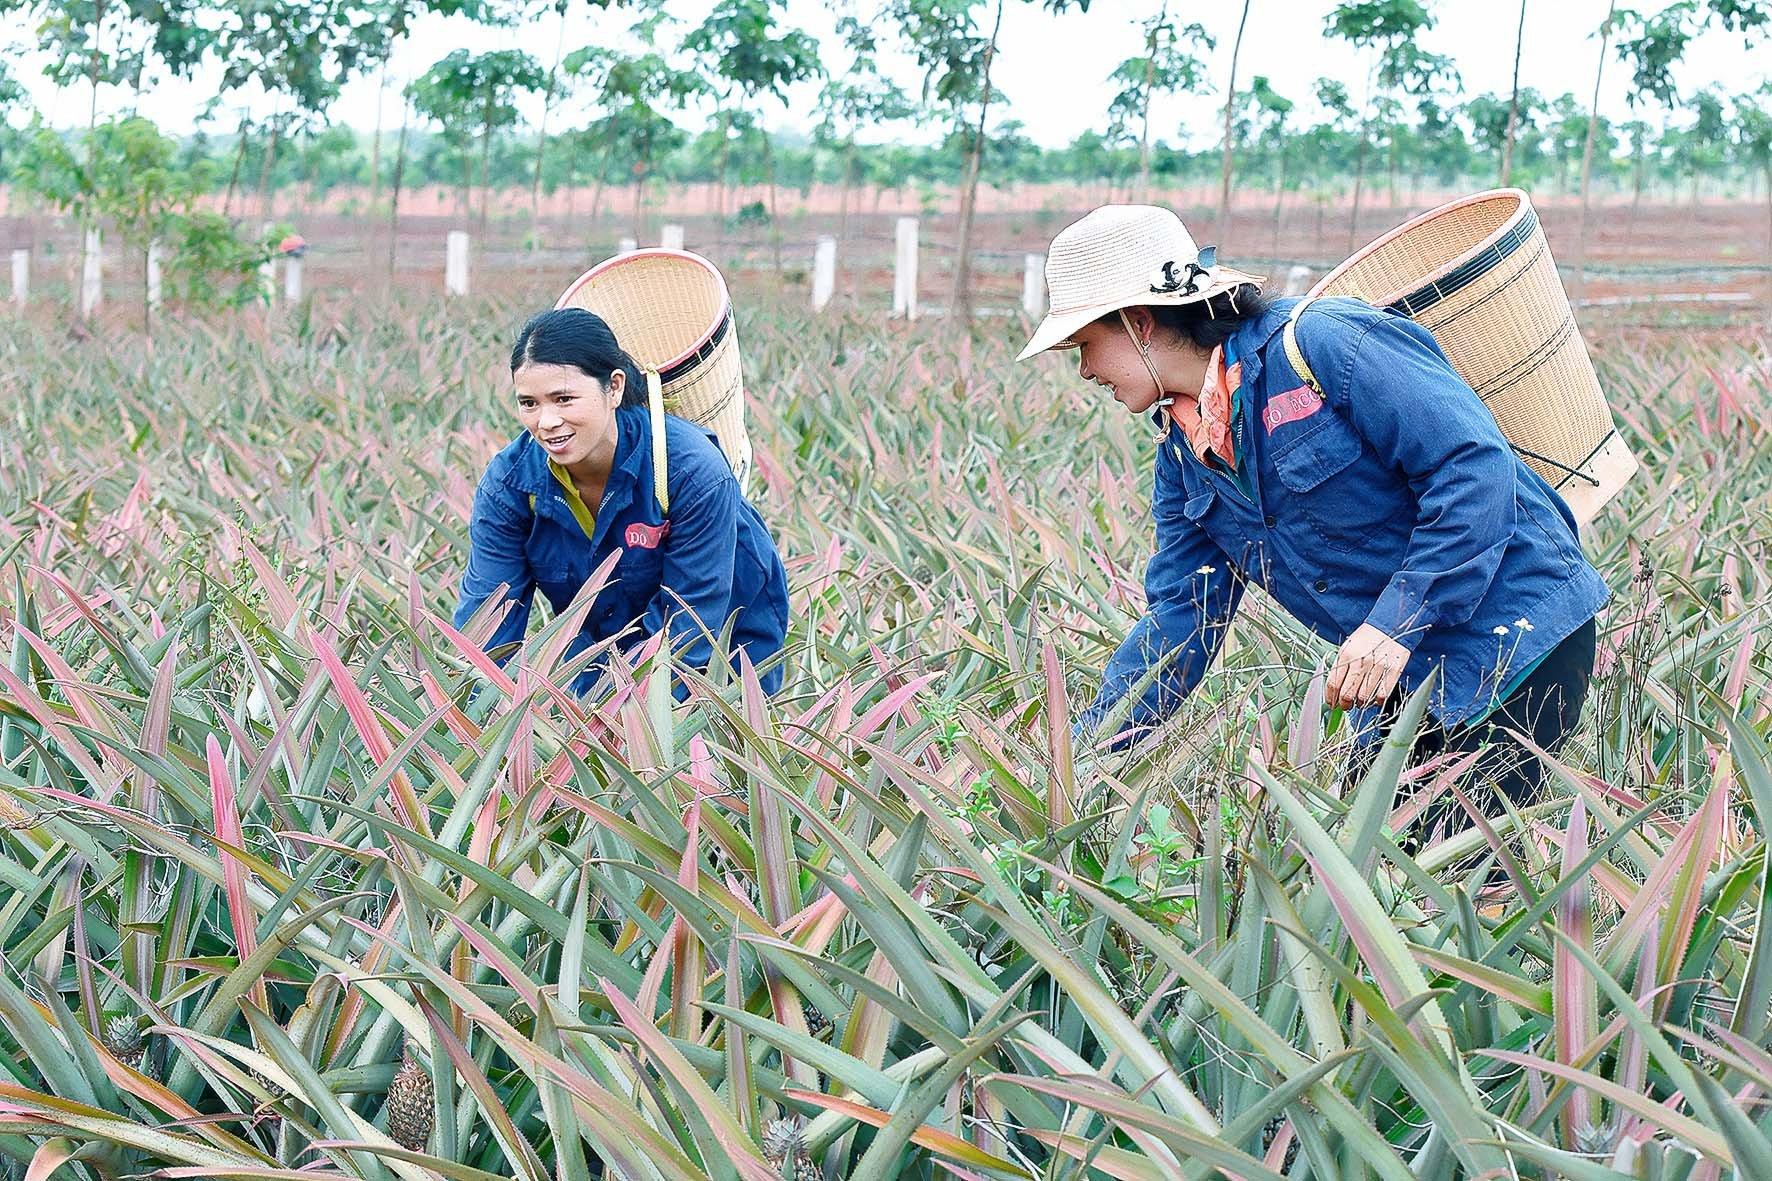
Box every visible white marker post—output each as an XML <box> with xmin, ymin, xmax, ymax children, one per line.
<box><xmin>258</xmin><ymin>222</ymin><xmax>277</xmax><ymax>300</ymax></box>
<box><xmin>445</xmin><ymin>230</ymin><xmax>470</xmax><ymax>296</ymax></box>
<box><xmin>1022</xmin><ymin>253</ymin><xmax>1046</xmax><ymax>318</ymax></box>
<box><xmin>660</xmin><ymin>223</ymin><xmax>685</xmax><ymax>250</ymax></box>
<box><xmin>80</xmin><ymin>228</ymin><xmax>102</xmax><ymax>317</ymax></box>
<box><xmin>811</xmin><ymin>236</ymin><xmax>836</xmax><ymax>312</ymax></box>
<box><xmin>11</xmin><ymin>250</ymin><xmax>28</xmax><ymax>306</ymax></box>
<box><xmin>1283</xmin><ymin>264</ymin><xmax>1313</xmax><ymax>296</ymax></box>
<box><xmin>617</xmin><ymin>235</ymin><xmax>638</xmax><ymax>254</ymax></box>
<box><xmin>283</xmin><ymin>253</ymin><xmax>304</xmax><ymax>303</ymax></box>
<box><xmin>892</xmin><ymin>217</ymin><xmax>918</xmax><ymax>320</ymax></box>
<box><xmin>146</xmin><ymin>241</ymin><xmax>163</xmax><ymax>310</ymax></box>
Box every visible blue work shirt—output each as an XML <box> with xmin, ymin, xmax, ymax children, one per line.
<box><xmin>454</xmin><ymin>406</ymin><xmax>789</xmax><ymax>695</ymax></box>
<box><xmin>1082</xmin><ymin>296</ymin><xmax>1610</xmax><ymax>746</ymax></box>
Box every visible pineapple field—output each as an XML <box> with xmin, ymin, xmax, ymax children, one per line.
<box><xmin>0</xmin><ymin>287</ymin><xmax>1769</xmax><ymax>1181</ymax></box>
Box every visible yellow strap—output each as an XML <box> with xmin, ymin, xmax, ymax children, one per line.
<box><xmin>646</xmin><ymin>369</ymin><xmax>669</xmax><ymax>516</ymax></box>
<box><xmin>1283</xmin><ymin>298</ymin><xmax>1324</xmax><ymax>398</ymax></box>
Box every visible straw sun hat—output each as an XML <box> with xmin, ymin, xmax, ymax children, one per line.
<box><xmin>1016</xmin><ymin>204</ymin><xmax>1266</xmax><ymax>362</ymax></box>
<box><xmin>555</xmin><ymin>249</ymin><xmax>752</xmax><ymax>492</ymax></box>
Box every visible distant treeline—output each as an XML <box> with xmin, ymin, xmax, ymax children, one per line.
<box><xmin>19</xmin><ymin>89</ymin><xmax>1760</xmax><ymax>213</ymax></box>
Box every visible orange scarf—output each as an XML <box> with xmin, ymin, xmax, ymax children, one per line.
<box><xmin>1174</xmin><ymin>345</ymin><xmax>1239</xmax><ymax>470</ymax></box>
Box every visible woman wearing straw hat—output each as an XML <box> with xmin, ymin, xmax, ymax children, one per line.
<box><xmin>1021</xmin><ymin>204</ymin><xmax>1609</xmax><ymax>817</ymax></box>
<box><xmin>454</xmin><ymin>306</ymin><xmax>788</xmax><ymax>695</ymax></box>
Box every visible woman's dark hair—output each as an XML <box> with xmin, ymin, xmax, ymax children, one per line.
<box><xmin>1097</xmin><ymin>282</ymin><xmax>1272</xmax><ymax>351</ymax></box>
<box><xmin>510</xmin><ymin>307</ymin><xmax>647</xmax><ymax>408</ymax></box>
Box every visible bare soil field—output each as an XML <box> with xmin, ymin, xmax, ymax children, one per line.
<box><xmin>3</xmin><ymin>183</ymin><xmax>1766</xmax><ymax>334</ymax></box>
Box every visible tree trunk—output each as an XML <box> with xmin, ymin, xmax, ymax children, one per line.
<box><xmin>1271</xmin><ymin>136</ymin><xmax>1286</xmax><ymax>256</ymax></box>
<box><xmin>386</xmin><ymin>83</ymin><xmax>411</xmax><ymax>283</ymax></box>
<box><xmin>223</xmin><ymin>115</ymin><xmax>250</xmax><ymax>220</ymax></box>
<box><xmin>840</xmin><ymin>142</ymin><xmax>856</xmax><ymax>242</ymax></box>
<box><xmin>762</xmin><ymin>122</ymin><xmax>782</xmax><ymax>271</ymax></box>
<box><xmin>255</xmin><ymin>113</ymin><xmax>283</xmax><ymax>225</ymax></box>
<box><xmin>370</xmin><ymin>62</ymin><xmax>386</xmax><ymax>214</ymax></box>
<box><xmin>715</xmin><ymin>106</ymin><xmax>731</xmax><ymax>232</ymax></box>
<box><xmin>1347</xmin><ymin>137</ymin><xmax>1367</xmax><ymax>255</ymax></box>
<box><xmin>1346</xmin><ymin>59</ymin><xmax>1374</xmax><ymax>255</ymax></box>
<box><xmin>1500</xmin><ymin>0</ymin><xmax>1527</xmax><ymax>185</ymax></box>
<box><xmin>1216</xmin><ymin>0</ymin><xmax>1253</xmax><ymax>240</ymax></box>
<box><xmin>1569</xmin><ymin>0</ymin><xmax>1615</xmax><ymax>311</ymax></box>
<box><xmin>477</xmin><ymin>83</ymin><xmax>494</xmax><ymax>257</ymax></box>
<box><xmin>79</xmin><ymin>0</ymin><xmax>105</xmax><ymax>325</ymax></box>
<box><xmin>950</xmin><ymin>0</ymin><xmax>1004</xmax><ymax>328</ymax></box>
<box><xmin>530</xmin><ymin>13</ymin><xmax>566</xmax><ymax>252</ymax></box>
<box><xmin>1137</xmin><ymin>9</ymin><xmax>1159</xmax><ymax>202</ymax></box>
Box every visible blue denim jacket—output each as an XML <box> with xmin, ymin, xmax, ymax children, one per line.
<box><xmin>454</xmin><ymin>406</ymin><xmax>789</xmax><ymax>694</ymax></box>
<box><xmin>1082</xmin><ymin>296</ymin><xmax>1609</xmax><ymax>745</ymax></box>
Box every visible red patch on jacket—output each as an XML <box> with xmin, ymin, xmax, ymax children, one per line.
<box><xmin>625</xmin><ymin>521</ymin><xmax>671</xmax><ymax>549</ymax></box>
<box><xmin>1262</xmin><ymin>386</ymin><xmax>1323</xmax><ymax>434</ymax></box>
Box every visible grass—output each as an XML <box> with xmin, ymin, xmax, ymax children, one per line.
<box><xmin>0</xmin><ymin>290</ymin><xmax>1767</xmax><ymax>1180</ymax></box>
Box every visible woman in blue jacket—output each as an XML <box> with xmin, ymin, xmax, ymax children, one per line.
<box><xmin>455</xmin><ymin>307</ymin><xmax>789</xmax><ymax>695</ymax></box>
<box><xmin>1020</xmin><ymin>205</ymin><xmax>1608</xmax><ymax>817</ymax></box>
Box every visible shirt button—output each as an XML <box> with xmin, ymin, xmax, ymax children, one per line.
<box><xmin>1314</xmin><ymin>578</ymin><xmax>1328</xmax><ymax>593</ymax></box>
<box><xmin>1264</xmin><ymin>514</ymin><xmax>1277</xmax><ymax>527</ymax></box>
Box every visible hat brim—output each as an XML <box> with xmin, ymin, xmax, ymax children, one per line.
<box><xmin>1015</xmin><ymin>265</ymin><xmax>1267</xmax><ymax>361</ymax></box>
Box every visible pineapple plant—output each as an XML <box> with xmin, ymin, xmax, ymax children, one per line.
<box><xmin>385</xmin><ymin>1042</ymin><xmax>434</xmax><ymax>1153</ymax></box>
<box><xmin>761</xmin><ymin>1118</ymin><xmax>818</xmax><ymax>1180</ymax></box>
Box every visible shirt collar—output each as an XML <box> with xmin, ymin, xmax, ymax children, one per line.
<box><xmin>507</xmin><ymin>405</ymin><xmax>649</xmax><ymax>496</ymax></box>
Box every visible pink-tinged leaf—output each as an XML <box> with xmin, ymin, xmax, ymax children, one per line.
<box><xmin>205</xmin><ymin>736</ymin><xmax>265</xmax><ymax>1010</ymax></box>
<box><xmin>522</xmin><ymin>550</ymin><xmax>619</xmax><ymax>684</ymax></box>
<box><xmin>1656</xmin><ymin>782</ymin><xmax>1726</xmax><ymax>1009</ymax></box>
<box><xmin>421</xmin><ymin>609</ymin><xmax>516</xmax><ymax>697</ymax></box>
<box><xmin>418</xmin><ymin>670</ymin><xmax>483</xmax><ymax>747</ymax></box>
<box><xmin>442</xmin><ymin>914</ymin><xmax>542</xmax><ymax>1012</ymax></box>
<box><xmin>1023</xmin><ymin>1129</ymin><xmax>1175</xmax><ymax>1181</ymax></box>
<box><xmin>1410</xmin><ymin>947</ymin><xmax>1551</xmax><ymax>1014</ymax></box>
<box><xmin>1725</xmin><ymin>631</ymin><xmax>1754</xmax><ymax>708</ymax></box>
<box><xmin>1555</xmin><ymin>797</ymin><xmax>1596</xmax><ymax>1142</ymax></box>
<box><xmin>0</xmin><ymin>663</ymin><xmax>113</xmax><ymax>790</ymax></box>
<box><xmin>1042</xmin><ymin>640</ymin><xmax>1074</xmax><ymax>828</ymax></box>
<box><xmin>670</xmin><ymin>798</ymin><xmax>704</xmax><ymax>1041</ymax></box>
<box><xmin>13</xmin><ymin>627</ymin><xmax>110</xmax><ymax>736</ymax></box>
<box><xmin>236</xmin><ymin>538</ymin><xmax>301</xmax><ymax>631</ymax></box>
<box><xmin>1484</xmin><ymin>1049</ymin><xmax>1731</xmax><ymax>1166</ymax></box>
<box><xmin>600</xmin><ymin>980</ymin><xmax>782</xmax><ymax>1181</ymax></box>
<box><xmin>25</xmin><ymin>1136</ymin><xmax>77</xmax><ymax>1181</ymax></box>
<box><xmin>307</xmin><ymin>626</ymin><xmax>429</xmax><ymax>838</ymax></box>
<box><xmin>785</xmin><ymin>1090</ymin><xmax>1035</xmax><ymax>1177</ymax></box>
<box><xmin>415</xmin><ymin>997</ymin><xmax>548</xmax><ymax>1181</ymax></box>
<box><xmin>852</xmin><ymin>671</ymin><xmax>941</xmax><ymax>739</ymax></box>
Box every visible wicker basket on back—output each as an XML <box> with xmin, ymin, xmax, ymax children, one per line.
<box><xmin>1304</xmin><ymin>188</ymin><xmax>1636</xmax><ymax>524</ymax></box>
<box><xmin>556</xmin><ymin>249</ymin><xmax>752</xmax><ymax>499</ymax></box>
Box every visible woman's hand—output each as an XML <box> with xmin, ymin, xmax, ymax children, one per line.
<box><xmin>1325</xmin><ymin>623</ymin><xmax>1411</xmax><ymax>709</ymax></box>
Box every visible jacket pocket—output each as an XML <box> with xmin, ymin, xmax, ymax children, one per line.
<box><xmin>1270</xmin><ymin>418</ymin><xmax>1395</xmax><ymax>552</ymax></box>
<box><xmin>1181</xmin><ymin>488</ymin><xmax>1217</xmax><ymax>522</ymax></box>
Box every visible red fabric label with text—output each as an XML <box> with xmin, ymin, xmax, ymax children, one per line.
<box><xmin>1262</xmin><ymin>386</ymin><xmax>1323</xmax><ymax>434</ymax></box>
<box><xmin>625</xmin><ymin>521</ymin><xmax>671</xmax><ymax>549</ymax></box>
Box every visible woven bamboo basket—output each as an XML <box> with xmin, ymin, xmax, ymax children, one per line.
<box><xmin>1308</xmin><ymin>188</ymin><xmax>1636</xmax><ymax>524</ymax></box>
<box><xmin>556</xmin><ymin>249</ymin><xmax>752</xmax><ymax>489</ymax></box>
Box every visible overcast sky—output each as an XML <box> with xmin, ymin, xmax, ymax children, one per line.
<box><xmin>9</xmin><ymin>1</ymin><xmax>1767</xmax><ymax>148</ymax></box>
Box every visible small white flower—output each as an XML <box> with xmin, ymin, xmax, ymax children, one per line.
<box><xmin>1492</xmin><ymin>625</ymin><xmax>1510</xmax><ymax>635</ymax></box>
<box><xmin>1197</xmin><ymin>565</ymin><xmax>1217</xmax><ymax>575</ymax></box>
<box><xmin>1513</xmin><ymin>617</ymin><xmax>1534</xmax><ymax>632</ymax></box>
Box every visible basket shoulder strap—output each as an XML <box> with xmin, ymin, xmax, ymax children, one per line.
<box><xmin>645</xmin><ymin>369</ymin><xmax>670</xmax><ymax>516</ymax></box>
<box><xmin>1282</xmin><ymin>297</ymin><xmax>1325</xmax><ymax>399</ymax></box>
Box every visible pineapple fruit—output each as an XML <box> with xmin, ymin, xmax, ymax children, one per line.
<box><xmin>385</xmin><ymin>1042</ymin><xmax>435</xmax><ymax>1153</ymax></box>
<box><xmin>761</xmin><ymin>1118</ymin><xmax>819</xmax><ymax>1180</ymax></box>
<box><xmin>102</xmin><ymin>1015</ymin><xmax>147</xmax><ymax>1074</ymax></box>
